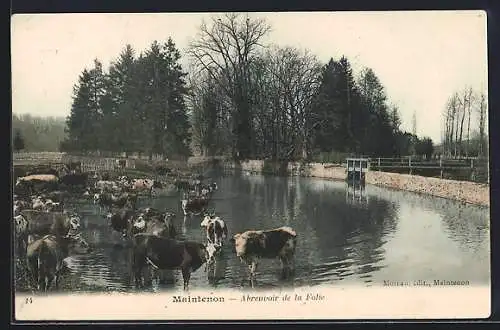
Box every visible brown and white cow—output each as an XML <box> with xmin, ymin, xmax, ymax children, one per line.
<box><xmin>94</xmin><ymin>192</ymin><xmax>138</xmax><ymax>210</ymax></box>
<box><xmin>30</xmin><ymin>196</ymin><xmax>63</xmax><ymax>212</ymax></box>
<box><xmin>15</xmin><ymin>210</ymin><xmax>81</xmax><ymax>241</ymax></box>
<box><xmin>131</xmin><ymin>233</ymin><xmax>210</xmax><ymax>290</ymax></box>
<box><xmin>130</xmin><ymin>179</ymin><xmax>162</xmax><ymax>197</ymax></box>
<box><xmin>13</xmin><ymin>199</ymin><xmax>30</xmax><ymax>216</ymax></box>
<box><xmin>94</xmin><ymin>180</ymin><xmax>121</xmax><ymax>193</ymax></box>
<box><xmin>200</xmin><ymin>214</ymin><xmax>228</xmax><ymax>248</ymax></box>
<box><xmin>15</xmin><ymin>174</ymin><xmax>59</xmax><ymax>194</ymax></box>
<box><xmin>181</xmin><ymin>195</ymin><xmax>209</xmax><ymax>216</ymax></box>
<box><xmin>230</xmin><ymin>226</ymin><xmax>298</xmax><ymax>280</ymax></box>
<box><xmin>26</xmin><ymin>233</ymin><xmax>91</xmax><ymax>291</ymax></box>
<box><xmin>131</xmin><ymin>209</ymin><xmax>177</xmax><ymax>239</ymax></box>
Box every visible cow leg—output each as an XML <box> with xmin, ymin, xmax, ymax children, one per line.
<box><xmin>288</xmin><ymin>253</ymin><xmax>296</xmax><ymax>276</ymax></box>
<box><xmin>144</xmin><ymin>266</ymin><xmax>153</xmax><ymax>287</ymax></box>
<box><xmin>181</xmin><ymin>267</ymin><xmax>191</xmax><ymax>291</ymax></box>
<box><xmin>182</xmin><ymin>216</ymin><xmax>188</xmax><ymax>234</ymax></box>
<box><xmin>158</xmin><ymin>270</ymin><xmax>166</xmax><ymax>285</ymax></box>
<box><xmin>134</xmin><ymin>266</ymin><xmax>143</xmax><ymax>288</ymax></box>
<box><xmin>46</xmin><ymin>275</ymin><xmax>54</xmax><ymax>291</ymax></box>
<box><xmin>37</xmin><ymin>267</ymin><xmax>44</xmax><ymax>291</ymax></box>
<box><xmin>248</xmin><ymin>259</ymin><xmax>258</xmax><ymax>279</ymax></box>
<box><xmin>279</xmin><ymin>256</ymin><xmax>290</xmax><ymax>279</ymax></box>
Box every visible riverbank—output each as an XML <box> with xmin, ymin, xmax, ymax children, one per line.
<box><xmin>226</xmin><ymin>160</ymin><xmax>490</xmax><ymax>208</ymax></box>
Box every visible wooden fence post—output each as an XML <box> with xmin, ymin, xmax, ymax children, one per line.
<box><xmin>440</xmin><ymin>158</ymin><xmax>443</xmax><ymax>179</ymax></box>
<box><xmin>409</xmin><ymin>156</ymin><xmax>412</xmax><ymax>175</ymax></box>
<box><xmin>470</xmin><ymin>158</ymin><xmax>475</xmax><ymax>181</ymax></box>
<box><xmin>378</xmin><ymin>157</ymin><xmax>381</xmax><ymax>172</ymax></box>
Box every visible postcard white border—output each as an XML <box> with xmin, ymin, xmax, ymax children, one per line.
<box><xmin>14</xmin><ymin>285</ymin><xmax>490</xmax><ymax>321</ymax></box>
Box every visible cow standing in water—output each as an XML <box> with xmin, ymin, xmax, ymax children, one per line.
<box><xmin>15</xmin><ymin>174</ymin><xmax>59</xmax><ymax>195</ymax></box>
<box><xmin>14</xmin><ymin>210</ymin><xmax>82</xmax><ymax>258</ymax></box>
<box><xmin>181</xmin><ymin>195</ymin><xmax>209</xmax><ymax>216</ymax></box>
<box><xmin>131</xmin><ymin>234</ymin><xmax>210</xmax><ymax>290</ymax></box>
<box><xmin>200</xmin><ymin>214</ymin><xmax>228</xmax><ymax>248</ymax></box>
<box><xmin>106</xmin><ymin>209</ymin><xmax>136</xmax><ymax>238</ymax></box>
<box><xmin>26</xmin><ymin>233</ymin><xmax>91</xmax><ymax>291</ymax></box>
<box><xmin>130</xmin><ymin>179</ymin><xmax>162</xmax><ymax>197</ymax></box>
<box><xmin>230</xmin><ymin>226</ymin><xmax>298</xmax><ymax>282</ymax></box>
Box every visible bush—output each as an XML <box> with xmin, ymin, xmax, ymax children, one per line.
<box><xmin>311</xmin><ymin>151</ymin><xmax>351</xmax><ymax>164</ymax></box>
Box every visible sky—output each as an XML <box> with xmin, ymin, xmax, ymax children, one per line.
<box><xmin>11</xmin><ymin>11</ymin><xmax>488</xmax><ymax>143</ymax></box>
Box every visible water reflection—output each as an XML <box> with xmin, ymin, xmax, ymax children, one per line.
<box><xmin>346</xmin><ymin>183</ymin><xmax>369</xmax><ymax>207</ymax></box>
<box><xmin>15</xmin><ymin>173</ymin><xmax>490</xmax><ymax>292</ymax></box>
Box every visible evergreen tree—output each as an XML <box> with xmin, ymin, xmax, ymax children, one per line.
<box><xmin>13</xmin><ymin>129</ymin><xmax>25</xmax><ymax>151</ymax></box>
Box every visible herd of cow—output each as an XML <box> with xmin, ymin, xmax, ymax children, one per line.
<box><xmin>12</xmin><ymin>164</ymin><xmax>298</xmax><ymax>292</ymax></box>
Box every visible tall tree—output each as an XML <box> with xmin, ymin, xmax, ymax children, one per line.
<box><xmin>63</xmin><ymin>69</ymin><xmax>94</xmax><ymax>152</ymax></box>
<box><xmin>13</xmin><ymin>129</ymin><xmax>25</xmax><ymax>151</ymax></box>
<box><xmin>357</xmin><ymin>67</ymin><xmax>394</xmax><ymax>156</ymax></box>
<box><xmin>311</xmin><ymin>57</ymin><xmax>362</xmax><ymax>154</ymax></box>
<box><xmin>187</xmin><ymin>13</ymin><xmax>271</xmax><ymax>160</ymax></box>
<box><xmin>103</xmin><ymin>44</ymin><xmax>138</xmax><ymax>154</ymax></box>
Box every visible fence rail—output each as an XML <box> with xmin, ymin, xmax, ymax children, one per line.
<box><xmin>12</xmin><ymin>152</ymin><xmax>138</xmax><ymax>172</ymax></box>
<box><xmin>368</xmin><ymin>156</ymin><xmax>489</xmax><ymax>183</ymax></box>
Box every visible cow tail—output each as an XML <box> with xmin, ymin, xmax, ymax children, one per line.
<box><xmin>145</xmin><ymin>257</ymin><xmax>159</xmax><ymax>270</ymax></box>
<box><xmin>37</xmin><ymin>241</ymin><xmax>48</xmax><ymax>289</ymax></box>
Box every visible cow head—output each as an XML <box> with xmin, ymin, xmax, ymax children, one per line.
<box><xmin>105</xmin><ymin>212</ymin><xmax>113</xmax><ymax>223</ymax></box>
<box><xmin>231</xmin><ymin>233</ymin><xmax>248</xmax><ymax>257</ymax></box>
<box><xmin>67</xmin><ymin>213</ymin><xmax>82</xmax><ymax>235</ymax></box>
<box><xmin>204</xmin><ymin>243</ymin><xmax>220</xmax><ymax>267</ymax></box>
<box><xmin>15</xmin><ymin>178</ymin><xmax>23</xmax><ymax>186</ymax></box>
<box><xmin>132</xmin><ymin>217</ymin><xmax>146</xmax><ymax>231</ymax></box>
<box><xmin>14</xmin><ymin>215</ymin><xmax>28</xmax><ymax>235</ymax></box>
<box><xmin>93</xmin><ymin>193</ymin><xmax>101</xmax><ymax>204</ymax></box>
<box><xmin>45</xmin><ymin>201</ymin><xmax>62</xmax><ymax>212</ymax></box>
<box><xmin>163</xmin><ymin>211</ymin><xmax>176</xmax><ymax>224</ymax></box>
<box><xmin>200</xmin><ymin>214</ymin><xmax>213</xmax><ymax>228</ymax></box>
<box><xmin>69</xmin><ymin>233</ymin><xmax>92</xmax><ymax>254</ymax></box>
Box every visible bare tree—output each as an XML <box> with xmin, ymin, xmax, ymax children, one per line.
<box><xmin>187</xmin><ymin>13</ymin><xmax>271</xmax><ymax>159</ymax></box>
<box><xmin>442</xmin><ymin>92</ymin><xmax>459</xmax><ymax>157</ymax></box>
<box><xmin>465</xmin><ymin>87</ymin><xmax>474</xmax><ymax>157</ymax></box>
<box><xmin>411</xmin><ymin>111</ymin><xmax>417</xmax><ymax>136</ymax></box>
<box><xmin>477</xmin><ymin>92</ymin><xmax>487</xmax><ymax>157</ymax></box>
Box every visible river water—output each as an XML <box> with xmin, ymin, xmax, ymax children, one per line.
<box><xmin>15</xmin><ymin>173</ymin><xmax>490</xmax><ymax>293</ymax></box>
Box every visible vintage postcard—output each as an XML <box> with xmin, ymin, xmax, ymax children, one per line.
<box><xmin>11</xmin><ymin>11</ymin><xmax>490</xmax><ymax>321</ymax></box>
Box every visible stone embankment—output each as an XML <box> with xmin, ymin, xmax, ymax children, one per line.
<box><xmin>229</xmin><ymin>160</ymin><xmax>490</xmax><ymax>208</ymax></box>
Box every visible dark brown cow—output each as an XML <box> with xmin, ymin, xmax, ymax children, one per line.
<box><xmin>230</xmin><ymin>226</ymin><xmax>298</xmax><ymax>279</ymax></box>
<box><xmin>41</xmin><ymin>190</ymin><xmax>70</xmax><ymax>203</ymax></box>
<box><xmin>94</xmin><ymin>192</ymin><xmax>137</xmax><ymax>210</ymax></box>
<box><xmin>173</xmin><ymin>179</ymin><xmax>190</xmax><ymax>191</ymax></box>
<box><xmin>131</xmin><ymin>209</ymin><xmax>177</xmax><ymax>239</ymax></box>
<box><xmin>106</xmin><ymin>208</ymin><xmax>136</xmax><ymax>237</ymax></box>
<box><xmin>15</xmin><ymin>210</ymin><xmax>82</xmax><ymax>255</ymax></box>
<box><xmin>59</xmin><ymin>173</ymin><xmax>88</xmax><ymax>189</ymax></box>
<box><xmin>131</xmin><ymin>234</ymin><xmax>209</xmax><ymax>290</ymax></box>
<box><xmin>26</xmin><ymin>233</ymin><xmax>91</xmax><ymax>291</ymax></box>
<box><xmin>181</xmin><ymin>196</ymin><xmax>209</xmax><ymax>216</ymax></box>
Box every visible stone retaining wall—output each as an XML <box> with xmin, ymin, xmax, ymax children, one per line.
<box><xmin>227</xmin><ymin>160</ymin><xmax>490</xmax><ymax>207</ymax></box>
